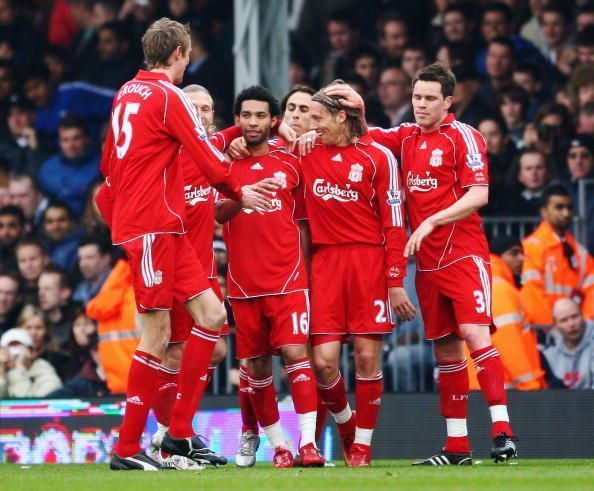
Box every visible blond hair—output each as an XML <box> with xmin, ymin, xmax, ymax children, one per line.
<box><xmin>142</xmin><ymin>17</ymin><xmax>190</xmax><ymax>70</ymax></box>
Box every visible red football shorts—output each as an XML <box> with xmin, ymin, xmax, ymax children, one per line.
<box><xmin>310</xmin><ymin>245</ymin><xmax>394</xmax><ymax>336</ymax></box>
<box><xmin>230</xmin><ymin>290</ymin><xmax>310</xmax><ymax>359</ymax></box>
<box><xmin>416</xmin><ymin>256</ymin><xmax>495</xmax><ymax>340</ymax></box>
<box><xmin>122</xmin><ymin>233</ymin><xmax>211</xmax><ymax>313</ymax></box>
<box><xmin>169</xmin><ymin>277</ymin><xmax>229</xmax><ymax>343</ymax></box>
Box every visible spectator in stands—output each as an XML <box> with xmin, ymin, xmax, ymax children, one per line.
<box><xmin>568</xmin><ymin>64</ymin><xmax>594</xmax><ymax>114</ymax></box>
<box><xmin>577</xmin><ymin>102</ymin><xmax>594</xmax><ymax>138</ymax></box>
<box><xmin>478</xmin><ymin>117</ymin><xmax>517</xmax><ymax>180</ymax></box>
<box><xmin>0</xmin><ymin>0</ymin><xmax>44</xmax><ymax>72</ymax></box>
<box><xmin>73</xmin><ymin>235</ymin><xmax>112</xmax><ymax>305</ymax></box>
<box><xmin>353</xmin><ymin>45</ymin><xmax>381</xmax><ymax>96</ymax></box>
<box><xmin>0</xmin><ymin>204</ymin><xmax>23</xmax><ymax>273</ymax></box>
<box><xmin>67</xmin><ymin>0</ymin><xmax>98</xmax><ymax>80</ymax></box>
<box><xmin>86</xmin><ymin>258</ymin><xmax>139</xmax><ymax>395</ymax></box>
<box><xmin>514</xmin><ymin>149</ymin><xmax>550</xmax><ymax>216</ymax></box>
<box><xmin>478</xmin><ymin>37</ymin><xmax>516</xmax><ymax>113</ymax></box>
<box><xmin>477</xmin><ymin>2</ymin><xmax>543</xmax><ymax>78</ymax></box>
<box><xmin>451</xmin><ymin>64</ymin><xmax>493</xmax><ymax>129</ymax></box>
<box><xmin>539</xmin><ymin>3</ymin><xmax>574</xmax><ymax>75</ymax></box>
<box><xmin>15</xmin><ymin>238</ymin><xmax>48</xmax><ymax>305</ymax></box>
<box><xmin>376</xmin><ymin>11</ymin><xmax>409</xmax><ymax>66</ymax></box>
<box><xmin>512</xmin><ymin>63</ymin><xmax>544</xmax><ymax>118</ymax></box>
<box><xmin>562</xmin><ymin>136</ymin><xmax>594</xmax><ymax>255</ymax></box>
<box><xmin>0</xmin><ymin>60</ymin><xmax>16</xmax><ymax>135</ymax></box>
<box><xmin>575</xmin><ymin>25</ymin><xmax>594</xmax><ymax>68</ymax></box>
<box><xmin>47</xmin><ymin>0</ymin><xmax>79</xmax><ymax>50</ymax></box>
<box><xmin>22</xmin><ymin>65</ymin><xmax>113</xmax><ymax>141</ymax></box>
<box><xmin>319</xmin><ymin>9</ymin><xmax>360</xmax><ymax>87</ymax></box>
<box><xmin>40</xmin><ymin>201</ymin><xmax>82</xmax><ymax>274</ymax></box>
<box><xmin>80</xmin><ymin>180</ymin><xmax>110</xmax><ymax>239</ymax></box>
<box><xmin>522</xmin><ymin>185</ymin><xmax>594</xmax><ymax>330</ymax></box>
<box><xmin>79</xmin><ymin>21</ymin><xmax>139</xmax><ymax>90</ymax></box>
<box><xmin>38</xmin><ymin>265</ymin><xmax>76</xmax><ymax>349</ymax></box>
<box><xmin>0</xmin><ymin>327</ymin><xmax>62</xmax><ymax>398</ymax></box>
<box><xmin>17</xmin><ymin>303</ymin><xmax>71</xmax><ymax>379</ymax></box>
<box><xmin>0</xmin><ymin>95</ymin><xmax>54</xmax><ymax>176</ymax></box>
<box><xmin>520</xmin><ymin>0</ymin><xmax>547</xmax><ymax>54</ymax></box>
<box><xmin>466</xmin><ymin>235</ymin><xmax>546</xmax><ymax>391</ymax></box>
<box><xmin>435</xmin><ymin>40</ymin><xmax>476</xmax><ymax>70</ymax></box>
<box><xmin>441</xmin><ymin>4</ymin><xmax>475</xmax><ymax>45</ymax></box>
<box><xmin>0</xmin><ymin>272</ymin><xmax>21</xmax><ymax>335</ymax></box>
<box><xmin>42</xmin><ymin>46</ymin><xmax>71</xmax><ymax>87</ymax></box>
<box><xmin>38</xmin><ymin>115</ymin><xmax>100</xmax><ymax>218</ymax></box>
<box><xmin>91</xmin><ymin>0</ymin><xmax>119</xmax><ymax>28</ymax></box>
<box><xmin>499</xmin><ymin>85</ymin><xmax>529</xmax><ymax>148</ymax></box>
<box><xmin>577</xmin><ymin>4</ymin><xmax>594</xmax><ymax>32</ymax></box>
<box><xmin>400</xmin><ymin>45</ymin><xmax>428</xmax><ymax>80</ymax></box>
<box><xmin>8</xmin><ymin>174</ymin><xmax>48</xmax><ymax>233</ymax></box>
<box><xmin>542</xmin><ymin>298</ymin><xmax>594</xmax><ymax>389</ymax></box>
<box><xmin>376</xmin><ymin>66</ymin><xmax>412</xmax><ymax>126</ymax></box>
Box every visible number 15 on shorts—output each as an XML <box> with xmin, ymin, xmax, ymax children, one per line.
<box><xmin>291</xmin><ymin>311</ymin><xmax>309</xmax><ymax>335</ymax></box>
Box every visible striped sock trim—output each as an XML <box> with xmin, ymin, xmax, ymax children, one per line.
<box><xmin>439</xmin><ymin>359</ymin><xmax>468</xmax><ymax>374</ymax></box>
<box><xmin>159</xmin><ymin>365</ymin><xmax>180</xmax><ymax>375</ymax></box>
<box><xmin>133</xmin><ymin>352</ymin><xmax>161</xmax><ymax>371</ymax></box>
<box><xmin>190</xmin><ymin>326</ymin><xmax>219</xmax><ymax>343</ymax></box>
<box><xmin>248</xmin><ymin>375</ymin><xmax>274</xmax><ymax>389</ymax></box>
<box><xmin>239</xmin><ymin>365</ymin><xmax>249</xmax><ymax>381</ymax></box>
<box><xmin>472</xmin><ymin>348</ymin><xmax>499</xmax><ymax>366</ymax></box>
<box><xmin>316</xmin><ymin>372</ymin><xmax>343</xmax><ymax>390</ymax></box>
<box><xmin>286</xmin><ymin>359</ymin><xmax>311</xmax><ymax>374</ymax></box>
<box><xmin>355</xmin><ymin>371</ymin><xmax>383</xmax><ymax>382</ymax></box>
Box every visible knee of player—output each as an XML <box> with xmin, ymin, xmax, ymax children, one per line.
<box><xmin>312</xmin><ymin>356</ymin><xmax>337</xmax><ymax>377</ymax></box>
<box><xmin>163</xmin><ymin>342</ymin><xmax>184</xmax><ymax>369</ymax></box>
<box><xmin>354</xmin><ymin>351</ymin><xmax>380</xmax><ymax>375</ymax></box>
<box><xmin>202</xmin><ymin>305</ymin><xmax>227</xmax><ymax>330</ymax></box>
<box><xmin>211</xmin><ymin>338</ymin><xmax>227</xmax><ymax>365</ymax></box>
<box><xmin>281</xmin><ymin>345</ymin><xmax>308</xmax><ymax>364</ymax></box>
<box><xmin>247</xmin><ymin>356</ymin><xmax>272</xmax><ymax>379</ymax></box>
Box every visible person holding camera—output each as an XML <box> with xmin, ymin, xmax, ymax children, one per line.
<box><xmin>0</xmin><ymin>327</ymin><xmax>62</xmax><ymax>398</ymax></box>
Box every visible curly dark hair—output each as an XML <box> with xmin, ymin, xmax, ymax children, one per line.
<box><xmin>233</xmin><ymin>85</ymin><xmax>281</xmax><ymax>118</ymax></box>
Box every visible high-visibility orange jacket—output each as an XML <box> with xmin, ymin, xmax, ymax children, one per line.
<box><xmin>86</xmin><ymin>259</ymin><xmax>140</xmax><ymax>394</ymax></box>
<box><xmin>521</xmin><ymin>221</ymin><xmax>594</xmax><ymax>326</ymax></box>
<box><xmin>467</xmin><ymin>254</ymin><xmax>546</xmax><ymax>390</ymax></box>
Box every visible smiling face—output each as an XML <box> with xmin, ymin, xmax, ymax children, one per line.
<box><xmin>283</xmin><ymin>91</ymin><xmax>313</xmax><ymax>137</ymax></box>
<box><xmin>412</xmin><ymin>80</ymin><xmax>452</xmax><ymax>131</ymax></box>
<box><xmin>236</xmin><ymin>99</ymin><xmax>276</xmax><ymax>147</ymax></box>
<box><xmin>186</xmin><ymin>90</ymin><xmax>214</xmax><ymax>135</ymax></box>
<box><xmin>309</xmin><ymin>101</ymin><xmax>346</xmax><ymax>145</ymax></box>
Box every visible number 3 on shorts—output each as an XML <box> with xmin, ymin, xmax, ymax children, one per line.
<box><xmin>473</xmin><ymin>290</ymin><xmax>486</xmax><ymax>313</ymax></box>
<box><xmin>291</xmin><ymin>311</ymin><xmax>308</xmax><ymax>335</ymax></box>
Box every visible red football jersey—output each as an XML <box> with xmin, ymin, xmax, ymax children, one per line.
<box><xmin>100</xmin><ymin>70</ymin><xmax>242</xmax><ymax>245</ymax></box>
<box><xmin>221</xmin><ymin>149</ymin><xmax>308</xmax><ymax>298</ymax></box>
<box><xmin>300</xmin><ymin>134</ymin><xmax>407</xmax><ymax>287</ymax></box>
<box><xmin>368</xmin><ymin>113</ymin><xmax>490</xmax><ymax>271</ymax></box>
<box><xmin>180</xmin><ymin>126</ymin><xmax>242</xmax><ymax>278</ymax></box>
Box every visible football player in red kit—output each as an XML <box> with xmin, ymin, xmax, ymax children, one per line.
<box><xmin>216</xmin><ymin>86</ymin><xmax>325</xmax><ymax>469</ymax></box>
<box><xmin>298</xmin><ymin>81</ymin><xmax>414</xmax><ymax>467</ymax></box>
<box><xmin>322</xmin><ymin>63</ymin><xmax>519</xmax><ymax>465</ymax></box>
<box><xmin>100</xmin><ymin>18</ymin><xmax>277</xmax><ymax>471</ymax></box>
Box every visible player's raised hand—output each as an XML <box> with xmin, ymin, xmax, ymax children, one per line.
<box><xmin>298</xmin><ymin>130</ymin><xmax>319</xmax><ymax>156</ymax></box>
<box><xmin>323</xmin><ymin>83</ymin><xmax>365</xmax><ymax>111</ymax></box>
<box><xmin>278</xmin><ymin>121</ymin><xmax>298</xmax><ymax>152</ymax></box>
<box><xmin>404</xmin><ymin>218</ymin><xmax>435</xmax><ymax>257</ymax></box>
<box><xmin>228</xmin><ymin>137</ymin><xmax>250</xmax><ymax>160</ymax></box>
<box><xmin>389</xmin><ymin>287</ymin><xmax>417</xmax><ymax>321</ymax></box>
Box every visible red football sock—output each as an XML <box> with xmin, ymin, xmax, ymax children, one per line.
<box><xmin>286</xmin><ymin>358</ymin><xmax>317</xmax><ymax>447</ymax></box>
<box><xmin>152</xmin><ymin>365</ymin><xmax>179</xmax><ymax>426</ymax></box>
<box><xmin>353</xmin><ymin>371</ymin><xmax>382</xmax><ymax>446</ymax></box>
<box><xmin>316</xmin><ymin>372</ymin><xmax>354</xmax><ymax>437</ymax></box>
<box><xmin>248</xmin><ymin>373</ymin><xmax>280</xmax><ymax>428</ymax></box>
<box><xmin>168</xmin><ymin>326</ymin><xmax>219</xmax><ymax>438</ymax></box>
<box><xmin>238</xmin><ymin>365</ymin><xmax>258</xmax><ymax>434</ymax></box>
<box><xmin>471</xmin><ymin>345</ymin><xmax>513</xmax><ymax>438</ymax></box>
<box><xmin>115</xmin><ymin>350</ymin><xmax>161</xmax><ymax>457</ymax></box>
<box><xmin>439</xmin><ymin>359</ymin><xmax>471</xmax><ymax>454</ymax></box>
<box><xmin>315</xmin><ymin>388</ymin><xmax>329</xmax><ymax>443</ymax></box>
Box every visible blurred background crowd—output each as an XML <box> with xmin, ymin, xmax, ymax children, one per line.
<box><xmin>0</xmin><ymin>0</ymin><xmax>592</xmax><ymax>399</ymax></box>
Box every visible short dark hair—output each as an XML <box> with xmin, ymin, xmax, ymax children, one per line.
<box><xmin>233</xmin><ymin>85</ymin><xmax>281</xmax><ymax>118</ymax></box>
<box><xmin>10</xmin><ymin>173</ymin><xmax>41</xmax><ymax>192</ymax></box>
<box><xmin>98</xmin><ymin>21</ymin><xmax>129</xmax><ymax>44</ymax></box>
<box><xmin>413</xmin><ymin>62</ymin><xmax>456</xmax><ymax>98</ymax></box>
<box><xmin>15</xmin><ymin>237</ymin><xmax>46</xmax><ymax>255</ymax></box>
<box><xmin>482</xmin><ymin>2</ymin><xmax>513</xmax><ymax>24</ymax></box>
<box><xmin>540</xmin><ymin>2</ymin><xmax>571</xmax><ymax>24</ymax></box>
<box><xmin>23</xmin><ymin>64</ymin><xmax>51</xmax><ymax>84</ymax></box>
<box><xmin>353</xmin><ymin>44</ymin><xmax>381</xmax><ymax>64</ymax></box>
<box><xmin>281</xmin><ymin>85</ymin><xmax>315</xmax><ymax>113</ymax></box>
<box><xmin>41</xmin><ymin>264</ymin><xmax>71</xmax><ymax>290</ymax></box>
<box><xmin>376</xmin><ymin>10</ymin><xmax>407</xmax><ymax>38</ymax></box>
<box><xmin>488</xmin><ymin>36</ymin><xmax>516</xmax><ymax>56</ymax></box>
<box><xmin>577</xmin><ymin>25</ymin><xmax>594</xmax><ymax>48</ymax></box>
<box><xmin>479</xmin><ymin>116</ymin><xmax>508</xmax><ymax>135</ymax></box>
<box><xmin>58</xmin><ymin>114</ymin><xmax>89</xmax><ymax>136</ymax></box>
<box><xmin>513</xmin><ymin>62</ymin><xmax>540</xmax><ymax>80</ymax></box>
<box><xmin>541</xmin><ymin>184</ymin><xmax>571</xmax><ymax>208</ymax></box>
<box><xmin>0</xmin><ymin>205</ymin><xmax>25</xmax><ymax>226</ymax></box>
<box><xmin>327</xmin><ymin>9</ymin><xmax>359</xmax><ymax>30</ymax></box>
<box><xmin>78</xmin><ymin>234</ymin><xmax>112</xmax><ymax>255</ymax></box>
<box><xmin>498</xmin><ymin>85</ymin><xmax>529</xmax><ymax>110</ymax></box>
<box><xmin>44</xmin><ymin>200</ymin><xmax>74</xmax><ymax>221</ymax></box>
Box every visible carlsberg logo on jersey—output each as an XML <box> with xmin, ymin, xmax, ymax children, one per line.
<box><xmin>407</xmin><ymin>171</ymin><xmax>438</xmax><ymax>192</ymax></box>
<box><xmin>313</xmin><ymin>179</ymin><xmax>359</xmax><ymax>202</ymax></box>
<box><xmin>184</xmin><ymin>184</ymin><xmax>211</xmax><ymax>205</ymax></box>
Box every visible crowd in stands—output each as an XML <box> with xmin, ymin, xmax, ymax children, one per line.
<box><xmin>0</xmin><ymin>0</ymin><xmax>593</xmax><ymax>398</ymax></box>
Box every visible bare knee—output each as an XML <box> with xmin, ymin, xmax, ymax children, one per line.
<box><xmin>281</xmin><ymin>345</ymin><xmax>308</xmax><ymax>365</ymax></box>
<box><xmin>162</xmin><ymin>342</ymin><xmax>184</xmax><ymax>370</ymax></box>
<box><xmin>312</xmin><ymin>354</ymin><xmax>338</xmax><ymax>383</ymax></box>
<box><xmin>210</xmin><ymin>337</ymin><xmax>227</xmax><ymax>365</ymax></box>
<box><xmin>200</xmin><ymin>303</ymin><xmax>227</xmax><ymax>331</ymax></box>
<box><xmin>433</xmin><ymin>334</ymin><xmax>465</xmax><ymax>364</ymax></box>
<box><xmin>247</xmin><ymin>356</ymin><xmax>272</xmax><ymax>379</ymax></box>
<box><xmin>354</xmin><ymin>350</ymin><xmax>380</xmax><ymax>378</ymax></box>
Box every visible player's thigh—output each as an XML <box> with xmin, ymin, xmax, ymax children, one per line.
<box><xmin>415</xmin><ymin>270</ymin><xmax>457</xmax><ymax>341</ymax></box>
<box><xmin>230</xmin><ymin>298</ymin><xmax>271</xmax><ymax>360</ymax></box>
<box><xmin>346</xmin><ymin>246</ymin><xmax>393</xmax><ymax>334</ymax></box>
<box><xmin>122</xmin><ymin>234</ymin><xmax>177</xmax><ymax>312</ymax></box>
<box><xmin>440</xmin><ymin>257</ymin><xmax>494</xmax><ymax>329</ymax></box>
<box><xmin>265</xmin><ymin>290</ymin><xmax>310</xmax><ymax>352</ymax></box>
<box><xmin>310</xmin><ymin>248</ymin><xmax>346</xmax><ymax>334</ymax></box>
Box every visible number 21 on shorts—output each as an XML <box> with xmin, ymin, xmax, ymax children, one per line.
<box><xmin>291</xmin><ymin>311</ymin><xmax>309</xmax><ymax>335</ymax></box>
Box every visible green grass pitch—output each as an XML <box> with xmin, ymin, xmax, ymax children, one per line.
<box><xmin>1</xmin><ymin>460</ymin><xmax>593</xmax><ymax>491</ymax></box>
